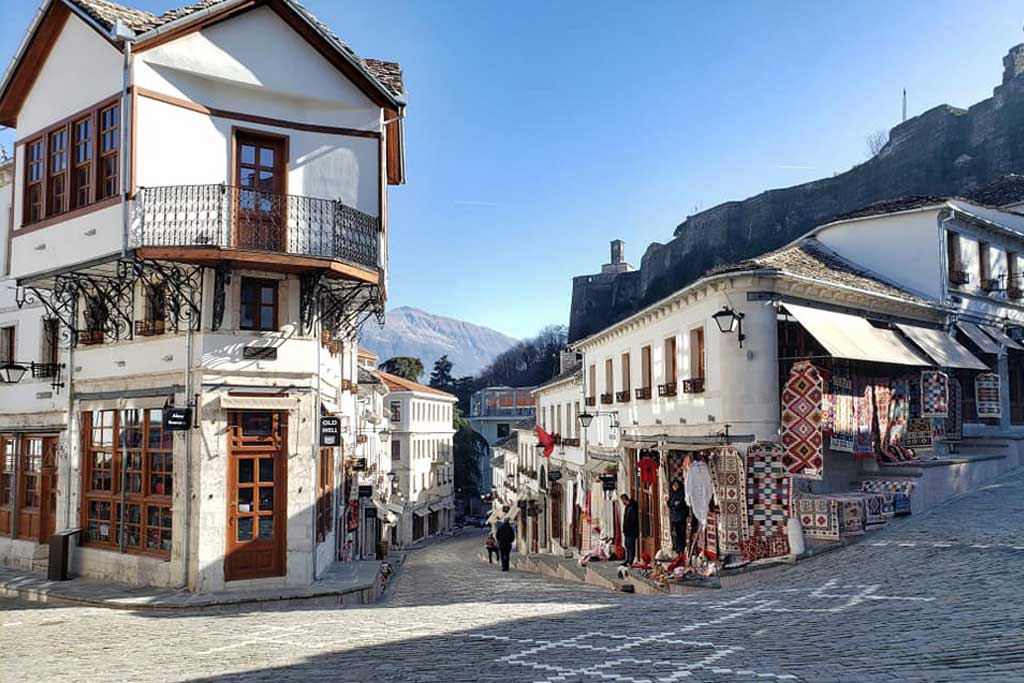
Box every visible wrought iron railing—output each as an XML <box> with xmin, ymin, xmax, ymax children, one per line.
<box><xmin>134</xmin><ymin>184</ymin><xmax>381</xmax><ymax>271</ymax></box>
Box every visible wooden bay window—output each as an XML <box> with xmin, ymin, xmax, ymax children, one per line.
<box><xmin>20</xmin><ymin>97</ymin><xmax>119</xmax><ymax>227</ymax></box>
<box><xmin>81</xmin><ymin>409</ymin><xmax>174</xmax><ymax>557</ymax></box>
<box><xmin>98</xmin><ymin>103</ymin><xmax>119</xmax><ymax>201</ymax></box>
<box><xmin>72</xmin><ymin>116</ymin><xmax>94</xmax><ymax>209</ymax></box>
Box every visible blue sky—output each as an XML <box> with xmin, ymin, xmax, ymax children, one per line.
<box><xmin>1</xmin><ymin>1</ymin><xmax>1022</xmax><ymax>339</ymax></box>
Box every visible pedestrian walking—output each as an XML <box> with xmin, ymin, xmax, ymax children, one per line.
<box><xmin>495</xmin><ymin>519</ymin><xmax>515</xmax><ymax>571</ymax></box>
<box><xmin>620</xmin><ymin>493</ymin><xmax>639</xmax><ymax>566</ymax></box>
<box><xmin>485</xmin><ymin>533</ymin><xmax>499</xmax><ymax>564</ymax></box>
<box><xmin>666</xmin><ymin>479</ymin><xmax>689</xmax><ymax>554</ymax></box>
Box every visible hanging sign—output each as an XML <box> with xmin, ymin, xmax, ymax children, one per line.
<box><xmin>598</xmin><ymin>472</ymin><xmax>618</xmax><ymax>492</ymax></box>
<box><xmin>163</xmin><ymin>408</ymin><xmax>192</xmax><ymax>432</ymax></box>
<box><xmin>319</xmin><ymin>415</ymin><xmax>341</xmax><ymax>447</ymax></box>
<box><xmin>365</xmin><ymin>507</ymin><xmax>378</xmax><ymax>519</ymax></box>
<box><xmin>548</xmin><ymin>468</ymin><xmax>563</xmax><ymax>482</ymax></box>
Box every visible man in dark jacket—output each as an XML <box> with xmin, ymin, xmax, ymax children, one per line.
<box><xmin>495</xmin><ymin>519</ymin><xmax>516</xmax><ymax>571</ymax></box>
<box><xmin>620</xmin><ymin>493</ymin><xmax>639</xmax><ymax>566</ymax></box>
<box><xmin>667</xmin><ymin>479</ymin><xmax>689</xmax><ymax>554</ymax></box>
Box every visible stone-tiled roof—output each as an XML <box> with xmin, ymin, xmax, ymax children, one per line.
<box><xmin>71</xmin><ymin>0</ymin><xmax>161</xmax><ymax>31</ymax></box>
<box><xmin>361</xmin><ymin>58</ymin><xmax>404</xmax><ymax>99</ymax></box>
<box><xmin>533</xmin><ymin>367</ymin><xmax>581</xmax><ymax>392</ymax></box>
<box><xmin>493</xmin><ymin>433</ymin><xmax>518</xmax><ymax>452</ymax></box>
<box><xmin>710</xmin><ymin>238</ymin><xmax>930</xmax><ymax>305</ymax></box>
<box><xmin>828</xmin><ymin>196</ymin><xmax>947</xmax><ymax>222</ymax></box>
<box><xmin>357</xmin><ymin>367</ymin><xmax>380</xmax><ymax>385</ymax></box>
<box><xmin>68</xmin><ymin>0</ymin><xmax>404</xmax><ymax>98</ymax></box>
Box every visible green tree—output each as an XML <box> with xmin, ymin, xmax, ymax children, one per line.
<box><xmin>429</xmin><ymin>355</ymin><xmax>455</xmax><ymax>393</ymax></box>
<box><xmin>378</xmin><ymin>356</ymin><xmax>424</xmax><ymax>381</ymax></box>
<box><xmin>452</xmin><ymin>408</ymin><xmax>485</xmax><ymax>498</ymax></box>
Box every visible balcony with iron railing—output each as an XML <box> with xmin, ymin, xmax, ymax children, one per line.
<box><xmin>132</xmin><ymin>184</ymin><xmax>382</xmax><ymax>278</ymax></box>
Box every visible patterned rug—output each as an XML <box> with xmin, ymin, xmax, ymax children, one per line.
<box><xmin>795</xmin><ymin>495</ymin><xmax>840</xmax><ymax>541</ymax></box>
<box><xmin>861</xmin><ymin>493</ymin><xmax>887</xmax><ymax>529</ymax></box>
<box><xmin>781</xmin><ymin>361</ymin><xmax>824</xmax><ymax>479</ymax></box>
<box><xmin>710</xmin><ymin>448</ymin><xmax>745</xmax><ymax>555</ymax></box>
<box><xmin>904</xmin><ymin>418</ymin><xmax>933</xmax><ymax>448</ymax></box>
<box><xmin>873</xmin><ymin>381</ymin><xmax>892</xmax><ymax>457</ymax></box>
<box><xmin>830</xmin><ymin>375</ymin><xmax>856</xmax><ymax>453</ymax></box>
<box><xmin>853</xmin><ymin>379</ymin><xmax>875</xmax><ymax>457</ymax></box>
<box><xmin>861</xmin><ymin>480</ymin><xmax>915</xmax><ymax>516</ymax></box>
<box><xmin>907</xmin><ymin>374</ymin><xmax>922</xmax><ymax>419</ymax></box>
<box><xmin>743</xmin><ymin>442</ymin><xmax>791</xmax><ymax>541</ymax></box>
<box><xmin>921</xmin><ymin>371</ymin><xmax>949</xmax><ymax>418</ymax></box>
<box><xmin>976</xmin><ymin>373</ymin><xmax>1001</xmax><ymax>418</ymax></box>
<box><xmin>835</xmin><ymin>495</ymin><xmax>866</xmax><ymax>536</ymax></box>
<box><xmin>944</xmin><ymin>378</ymin><xmax>963</xmax><ymax>441</ymax></box>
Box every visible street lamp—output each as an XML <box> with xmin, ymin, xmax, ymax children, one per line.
<box><xmin>0</xmin><ymin>362</ymin><xmax>29</xmax><ymax>385</ymax></box>
<box><xmin>577</xmin><ymin>411</ymin><xmax>594</xmax><ymax>428</ymax></box>
<box><xmin>712</xmin><ymin>306</ymin><xmax>746</xmax><ymax>348</ymax></box>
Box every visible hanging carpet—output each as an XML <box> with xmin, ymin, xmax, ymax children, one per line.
<box><xmin>709</xmin><ymin>447</ymin><xmax>745</xmax><ymax>555</ymax></box>
<box><xmin>781</xmin><ymin>361</ymin><xmax>824</xmax><ymax>479</ymax></box>
<box><xmin>904</xmin><ymin>419</ymin><xmax>933</xmax><ymax>448</ymax></box>
<box><xmin>944</xmin><ymin>378</ymin><xmax>963</xmax><ymax>441</ymax></box>
<box><xmin>795</xmin><ymin>495</ymin><xmax>840</xmax><ymax>541</ymax></box>
<box><xmin>921</xmin><ymin>371</ymin><xmax>949</xmax><ymax>418</ymax></box>
<box><xmin>853</xmin><ymin>379</ymin><xmax>875</xmax><ymax>458</ymax></box>
<box><xmin>743</xmin><ymin>441</ymin><xmax>791</xmax><ymax>541</ymax></box>
<box><xmin>830</xmin><ymin>375</ymin><xmax>856</xmax><ymax>453</ymax></box>
<box><xmin>976</xmin><ymin>373</ymin><xmax>1001</xmax><ymax>418</ymax></box>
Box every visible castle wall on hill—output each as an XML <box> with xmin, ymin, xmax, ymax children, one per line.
<box><xmin>569</xmin><ymin>45</ymin><xmax>1024</xmax><ymax>342</ymax></box>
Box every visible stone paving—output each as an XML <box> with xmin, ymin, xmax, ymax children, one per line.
<box><xmin>2</xmin><ymin>467</ymin><xmax>1024</xmax><ymax>682</ymax></box>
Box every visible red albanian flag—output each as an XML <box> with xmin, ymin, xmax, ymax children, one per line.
<box><xmin>535</xmin><ymin>425</ymin><xmax>555</xmax><ymax>458</ymax></box>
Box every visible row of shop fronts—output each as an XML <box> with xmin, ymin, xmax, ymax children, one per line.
<box><xmin>491</xmin><ymin>197</ymin><xmax>1024</xmax><ymax>583</ymax></box>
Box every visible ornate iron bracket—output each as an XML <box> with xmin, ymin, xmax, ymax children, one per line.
<box><xmin>211</xmin><ymin>263</ymin><xmax>232</xmax><ymax>332</ymax></box>
<box><xmin>15</xmin><ymin>282</ymin><xmax>80</xmax><ymax>349</ymax></box>
<box><xmin>129</xmin><ymin>258</ymin><xmax>204</xmax><ymax>333</ymax></box>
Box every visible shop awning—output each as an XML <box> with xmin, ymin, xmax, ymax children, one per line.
<box><xmin>896</xmin><ymin>324</ymin><xmax>989</xmax><ymax>370</ymax></box>
<box><xmin>958</xmin><ymin>322</ymin><xmax>1003</xmax><ymax>355</ymax></box>
<box><xmin>981</xmin><ymin>325</ymin><xmax>1024</xmax><ymax>351</ymax></box>
<box><xmin>219</xmin><ymin>395</ymin><xmax>299</xmax><ymax>410</ymax></box>
<box><xmin>413</xmin><ymin>508</ymin><xmax>429</xmax><ymax>518</ymax></box>
<box><xmin>783</xmin><ymin>303</ymin><xmax>930</xmax><ymax>366</ymax></box>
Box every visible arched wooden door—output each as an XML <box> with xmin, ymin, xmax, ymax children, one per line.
<box><xmin>225</xmin><ymin>412</ymin><xmax>287</xmax><ymax>582</ymax></box>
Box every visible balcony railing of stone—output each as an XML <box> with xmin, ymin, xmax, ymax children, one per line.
<box><xmin>134</xmin><ymin>184</ymin><xmax>381</xmax><ymax>272</ymax></box>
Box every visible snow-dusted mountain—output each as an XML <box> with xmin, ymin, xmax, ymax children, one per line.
<box><xmin>359</xmin><ymin>306</ymin><xmax>518</xmax><ymax>379</ymax></box>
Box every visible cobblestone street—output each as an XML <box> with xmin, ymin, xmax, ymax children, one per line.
<box><xmin>2</xmin><ymin>467</ymin><xmax>1024</xmax><ymax>682</ymax></box>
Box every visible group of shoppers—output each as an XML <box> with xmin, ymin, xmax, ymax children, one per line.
<box><xmin>486</xmin><ymin>477</ymin><xmax>694</xmax><ymax>574</ymax></box>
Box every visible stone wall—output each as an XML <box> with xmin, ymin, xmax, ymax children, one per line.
<box><xmin>569</xmin><ymin>45</ymin><xmax>1024</xmax><ymax>342</ymax></box>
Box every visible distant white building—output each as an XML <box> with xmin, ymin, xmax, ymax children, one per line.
<box><xmin>377</xmin><ymin>371</ymin><xmax>457</xmax><ymax>545</ymax></box>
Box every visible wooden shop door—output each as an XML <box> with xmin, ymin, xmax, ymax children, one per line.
<box><xmin>638</xmin><ymin>455</ymin><xmax>661</xmax><ymax>562</ymax></box>
<box><xmin>17</xmin><ymin>436</ymin><xmax>57</xmax><ymax>542</ymax></box>
<box><xmin>225</xmin><ymin>412</ymin><xmax>287</xmax><ymax>582</ymax></box>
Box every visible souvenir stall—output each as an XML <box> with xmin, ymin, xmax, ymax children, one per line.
<box><xmin>606</xmin><ymin>439</ymin><xmax>795</xmax><ymax>588</ymax></box>
<box><xmin>776</xmin><ymin>304</ymin><xmax>989</xmax><ymax>544</ymax></box>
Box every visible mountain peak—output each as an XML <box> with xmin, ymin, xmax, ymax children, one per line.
<box><xmin>360</xmin><ymin>308</ymin><xmax>518</xmax><ymax>378</ymax></box>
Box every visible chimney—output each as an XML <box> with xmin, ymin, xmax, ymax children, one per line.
<box><xmin>610</xmin><ymin>239</ymin><xmax>625</xmax><ymax>265</ymax></box>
